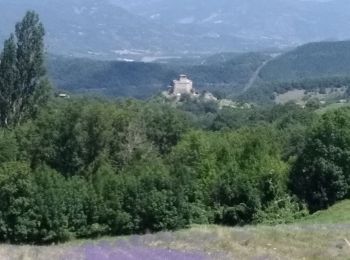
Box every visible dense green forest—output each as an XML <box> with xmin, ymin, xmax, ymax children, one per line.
<box><xmin>2</xmin><ymin>12</ymin><xmax>350</xmax><ymax>245</ymax></box>
<box><xmin>47</xmin><ymin>52</ymin><xmax>268</xmax><ymax>98</ymax></box>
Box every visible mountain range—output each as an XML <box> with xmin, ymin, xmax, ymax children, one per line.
<box><xmin>1</xmin><ymin>0</ymin><xmax>350</xmax><ymax>60</ymax></box>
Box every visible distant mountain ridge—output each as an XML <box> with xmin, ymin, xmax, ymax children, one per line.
<box><xmin>111</xmin><ymin>0</ymin><xmax>350</xmax><ymax>48</ymax></box>
<box><xmin>1</xmin><ymin>0</ymin><xmax>350</xmax><ymax>59</ymax></box>
<box><xmin>0</xmin><ymin>0</ymin><xmax>174</xmax><ymax>59</ymax></box>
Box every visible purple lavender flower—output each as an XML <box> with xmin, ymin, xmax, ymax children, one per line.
<box><xmin>64</xmin><ymin>240</ymin><xmax>208</xmax><ymax>260</ymax></box>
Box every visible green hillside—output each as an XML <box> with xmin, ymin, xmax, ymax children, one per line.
<box><xmin>47</xmin><ymin>53</ymin><xmax>268</xmax><ymax>98</ymax></box>
<box><xmin>48</xmin><ymin>40</ymin><xmax>350</xmax><ymax>102</ymax></box>
<box><xmin>47</xmin><ymin>55</ymin><xmax>176</xmax><ymax>98</ymax></box>
<box><xmin>300</xmin><ymin>200</ymin><xmax>350</xmax><ymax>224</ymax></box>
<box><xmin>260</xmin><ymin>40</ymin><xmax>350</xmax><ymax>82</ymax></box>
<box><xmin>239</xmin><ymin>40</ymin><xmax>350</xmax><ymax>104</ymax></box>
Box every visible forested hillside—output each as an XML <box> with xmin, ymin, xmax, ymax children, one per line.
<box><xmin>260</xmin><ymin>40</ymin><xmax>350</xmax><ymax>82</ymax></box>
<box><xmin>47</xmin><ymin>40</ymin><xmax>350</xmax><ymax>101</ymax></box>
<box><xmin>47</xmin><ymin>52</ymin><xmax>268</xmax><ymax>98</ymax></box>
<box><xmin>238</xmin><ymin>40</ymin><xmax>350</xmax><ymax>104</ymax></box>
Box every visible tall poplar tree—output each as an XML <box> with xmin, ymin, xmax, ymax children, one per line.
<box><xmin>0</xmin><ymin>11</ymin><xmax>50</xmax><ymax>127</ymax></box>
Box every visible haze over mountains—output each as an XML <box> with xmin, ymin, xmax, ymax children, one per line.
<box><xmin>0</xmin><ymin>0</ymin><xmax>349</xmax><ymax>60</ymax></box>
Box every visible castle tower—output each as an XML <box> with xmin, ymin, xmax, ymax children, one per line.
<box><xmin>170</xmin><ymin>74</ymin><xmax>194</xmax><ymax>95</ymax></box>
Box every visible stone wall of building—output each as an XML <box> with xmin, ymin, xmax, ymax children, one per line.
<box><xmin>170</xmin><ymin>75</ymin><xmax>194</xmax><ymax>95</ymax></box>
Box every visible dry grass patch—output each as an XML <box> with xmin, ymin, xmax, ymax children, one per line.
<box><xmin>1</xmin><ymin>224</ymin><xmax>350</xmax><ymax>259</ymax></box>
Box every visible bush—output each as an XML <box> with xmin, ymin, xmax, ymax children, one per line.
<box><xmin>253</xmin><ymin>195</ymin><xmax>308</xmax><ymax>225</ymax></box>
<box><xmin>0</xmin><ymin>162</ymin><xmax>37</xmax><ymax>243</ymax></box>
<box><xmin>290</xmin><ymin>108</ymin><xmax>350</xmax><ymax>211</ymax></box>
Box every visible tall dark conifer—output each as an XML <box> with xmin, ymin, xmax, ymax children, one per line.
<box><xmin>0</xmin><ymin>35</ymin><xmax>18</xmax><ymax>126</ymax></box>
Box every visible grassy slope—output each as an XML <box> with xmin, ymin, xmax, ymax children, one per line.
<box><xmin>300</xmin><ymin>199</ymin><xmax>350</xmax><ymax>224</ymax></box>
<box><xmin>316</xmin><ymin>103</ymin><xmax>350</xmax><ymax>115</ymax></box>
<box><xmin>2</xmin><ymin>201</ymin><xmax>350</xmax><ymax>259</ymax></box>
<box><xmin>152</xmin><ymin>201</ymin><xmax>350</xmax><ymax>259</ymax></box>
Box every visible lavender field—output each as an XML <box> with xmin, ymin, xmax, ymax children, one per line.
<box><xmin>0</xmin><ymin>231</ymin><xmax>214</xmax><ymax>260</ymax></box>
<box><xmin>1</xmin><ymin>224</ymin><xmax>350</xmax><ymax>260</ymax></box>
<box><xmin>0</xmin><ymin>240</ymin><xmax>209</xmax><ymax>260</ymax></box>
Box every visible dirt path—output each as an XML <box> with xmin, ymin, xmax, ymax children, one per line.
<box><xmin>242</xmin><ymin>54</ymin><xmax>280</xmax><ymax>93</ymax></box>
<box><xmin>242</xmin><ymin>60</ymin><xmax>269</xmax><ymax>92</ymax></box>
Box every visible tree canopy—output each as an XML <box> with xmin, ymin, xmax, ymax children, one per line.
<box><xmin>0</xmin><ymin>11</ymin><xmax>50</xmax><ymax>128</ymax></box>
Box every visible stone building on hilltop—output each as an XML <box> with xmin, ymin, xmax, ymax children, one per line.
<box><xmin>169</xmin><ymin>74</ymin><xmax>196</xmax><ymax>96</ymax></box>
